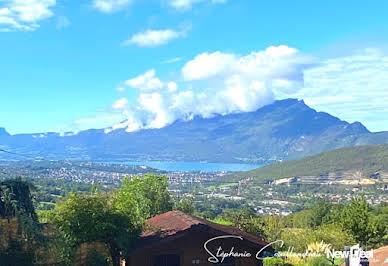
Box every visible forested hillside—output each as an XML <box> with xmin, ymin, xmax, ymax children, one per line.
<box><xmin>239</xmin><ymin>144</ymin><xmax>388</xmax><ymax>182</ymax></box>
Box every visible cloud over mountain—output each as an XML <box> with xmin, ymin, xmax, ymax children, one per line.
<box><xmin>291</xmin><ymin>48</ymin><xmax>388</xmax><ymax>132</ymax></box>
<box><xmin>106</xmin><ymin>45</ymin><xmax>314</xmax><ymax>132</ymax></box>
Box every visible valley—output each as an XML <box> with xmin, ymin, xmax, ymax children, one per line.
<box><xmin>2</xmin><ymin>144</ymin><xmax>387</xmax><ymax>217</ymax></box>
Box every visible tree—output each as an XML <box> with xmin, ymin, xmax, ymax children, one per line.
<box><xmin>308</xmin><ymin>200</ymin><xmax>332</xmax><ymax>228</ymax></box>
<box><xmin>0</xmin><ymin>179</ymin><xmax>45</xmax><ymax>251</ymax></box>
<box><xmin>261</xmin><ymin>215</ymin><xmax>286</xmax><ymax>244</ymax></box>
<box><xmin>280</xmin><ymin>228</ymin><xmax>314</xmax><ymax>252</ymax></box>
<box><xmin>114</xmin><ymin>174</ymin><xmax>173</xmax><ymax>219</ymax></box>
<box><xmin>51</xmin><ymin>173</ymin><xmax>173</xmax><ymax>265</ymax></box>
<box><xmin>312</xmin><ymin>223</ymin><xmax>355</xmax><ymax>251</ymax></box>
<box><xmin>340</xmin><ymin>197</ymin><xmax>386</xmax><ymax>248</ymax></box>
<box><xmin>138</xmin><ymin>174</ymin><xmax>173</xmax><ymax>217</ymax></box>
<box><xmin>51</xmin><ymin>193</ymin><xmax>142</xmax><ymax>266</ymax></box>
<box><xmin>237</xmin><ymin>218</ymin><xmax>265</xmax><ymax>239</ymax></box>
<box><xmin>0</xmin><ymin>178</ymin><xmax>38</xmax><ymax>221</ymax></box>
<box><xmin>175</xmin><ymin>194</ymin><xmax>195</xmax><ymax>215</ymax></box>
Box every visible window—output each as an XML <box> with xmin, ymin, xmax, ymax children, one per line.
<box><xmin>152</xmin><ymin>254</ymin><xmax>181</xmax><ymax>266</ymax></box>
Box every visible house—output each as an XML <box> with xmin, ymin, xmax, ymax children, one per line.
<box><xmin>369</xmin><ymin>245</ymin><xmax>388</xmax><ymax>265</ymax></box>
<box><xmin>126</xmin><ymin>211</ymin><xmax>272</xmax><ymax>266</ymax></box>
<box><xmin>340</xmin><ymin>245</ymin><xmax>388</xmax><ymax>266</ymax></box>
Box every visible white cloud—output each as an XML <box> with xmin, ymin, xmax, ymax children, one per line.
<box><xmin>169</xmin><ymin>0</ymin><xmax>227</xmax><ymax>11</ymax></box>
<box><xmin>182</xmin><ymin>51</ymin><xmax>236</xmax><ymax>80</ymax></box>
<box><xmin>112</xmin><ymin>97</ymin><xmax>129</xmax><ymax>109</ymax></box>
<box><xmin>290</xmin><ymin>48</ymin><xmax>388</xmax><ymax>132</ymax></box>
<box><xmin>162</xmin><ymin>57</ymin><xmax>182</xmax><ymax>64</ymax></box>
<box><xmin>0</xmin><ymin>0</ymin><xmax>56</xmax><ymax>31</ymax></box>
<box><xmin>106</xmin><ymin>45</ymin><xmax>313</xmax><ymax>132</ymax></box>
<box><xmin>123</xmin><ymin>28</ymin><xmax>187</xmax><ymax>47</ymax></box>
<box><xmin>75</xmin><ymin>46</ymin><xmax>388</xmax><ymax>133</ymax></box>
<box><xmin>125</xmin><ymin>69</ymin><xmax>165</xmax><ymax>91</ymax></box>
<box><xmin>167</xmin><ymin>81</ymin><xmax>178</xmax><ymax>92</ymax></box>
<box><xmin>92</xmin><ymin>0</ymin><xmax>132</xmax><ymax>13</ymax></box>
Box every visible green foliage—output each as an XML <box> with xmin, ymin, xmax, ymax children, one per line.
<box><xmin>115</xmin><ymin>174</ymin><xmax>173</xmax><ymax>220</ymax></box>
<box><xmin>213</xmin><ymin>208</ymin><xmax>266</xmax><ymax>237</ymax></box>
<box><xmin>0</xmin><ymin>178</ymin><xmax>46</xmax><ymax>253</ymax></box>
<box><xmin>0</xmin><ymin>178</ymin><xmax>38</xmax><ymax>221</ymax></box>
<box><xmin>280</xmin><ymin>228</ymin><xmax>314</xmax><ymax>252</ymax></box>
<box><xmin>51</xmin><ymin>193</ymin><xmax>139</xmax><ymax>266</ymax></box>
<box><xmin>263</xmin><ymin>257</ymin><xmax>293</xmax><ymax>266</ymax></box>
<box><xmin>175</xmin><ymin>195</ymin><xmax>195</xmax><ymax>215</ymax></box>
<box><xmin>138</xmin><ymin>174</ymin><xmax>173</xmax><ymax>217</ymax></box>
<box><xmin>51</xmin><ymin>173</ymin><xmax>172</xmax><ymax>266</ymax></box>
<box><xmin>261</xmin><ymin>215</ymin><xmax>286</xmax><ymax>244</ymax></box>
<box><xmin>339</xmin><ymin>197</ymin><xmax>387</xmax><ymax>248</ymax></box>
<box><xmin>237</xmin><ymin>217</ymin><xmax>265</xmax><ymax>238</ymax></box>
<box><xmin>113</xmin><ymin>177</ymin><xmax>151</xmax><ymax>227</ymax></box>
<box><xmin>208</xmin><ymin>218</ymin><xmax>233</xmax><ymax>225</ymax></box>
<box><xmin>312</xmin><ymin>223</ymin><xmax>355</xmax><ymax>250</ymax></box>
<box><xmin>306</xmin><ymin>256</ymin><xmax>332</xmax><ymax>266</ymax></box>
<box><xmin>218</xmin><ymin>208</ymin><xmax>254</xmax><ymax>224</ymax></box>
<box><xmin>242</xmin><ymin>144</ymin><xmax>388</xmax><ymax>181</ymax></box>
<box><xmin>308</xmin><ymin>201</ymin><xmax>332</xmax><ymax>228</ymax></box>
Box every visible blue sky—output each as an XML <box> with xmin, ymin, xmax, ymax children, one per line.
<box><xmin>1</xmin><ymin>0</ymin><xmax>388</xmax><ymax>134</ymax></box>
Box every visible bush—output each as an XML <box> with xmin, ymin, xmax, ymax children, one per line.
<box><xmin>307</xmin><ymin>256</ymin><xmax>332</xmax><ymax>266</ymax></box>
<box><xmin>264</xmin><ymin>257</ymin><xmax>294</xmax><ymax>266</ymax></box>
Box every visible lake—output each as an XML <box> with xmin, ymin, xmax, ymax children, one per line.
<box><xmin>112</xmin><ymin>161</ymin><xmax>263</xmax><ymax>172</ymax></box>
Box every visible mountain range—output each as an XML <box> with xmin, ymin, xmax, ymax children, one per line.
<box><xmin>1</xmin><ymin>99</ymin><xmax>388</xmax><ymax>163</ymax></box>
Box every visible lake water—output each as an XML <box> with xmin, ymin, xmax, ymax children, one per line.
<box><xmin>113</xmin><ymin>161</ymin><xmax>263</xmax><ymax>172</ymax></box>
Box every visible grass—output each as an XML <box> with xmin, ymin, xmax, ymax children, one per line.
<box><xmin>218</xmin><ymin>182</ymin><xmax>238</xmax><ymax>188</ymax></box>
<box><xmin>209</xmin><ymin>218</ymin><xmax>233</xmax><ymax>226</ymax></box>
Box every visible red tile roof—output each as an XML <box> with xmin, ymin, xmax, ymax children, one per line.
<box><xmin>339</xmin><ymin>245</ymin><xmax>388</xmax><ymax>266</ymax></box>
<box><xmin>370</xmin><ymin>245</ymin><xmax>388</xmax><ymax>265</ymax></box>
<box><xmin>142</xmin><ymin>211</ymin><xmax>268</xmax><ymax>247</ymax></box>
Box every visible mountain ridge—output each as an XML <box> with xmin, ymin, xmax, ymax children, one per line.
<box><xmin>1</xmin><ymin>99</ymin><xmax>387</xmax><ymax>163</ymax></box>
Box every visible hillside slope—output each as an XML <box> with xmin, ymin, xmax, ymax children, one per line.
<box><xmin>239</xmin><ymin>144</ymin><xmax>388</xmax><ymax>181</ymax></box>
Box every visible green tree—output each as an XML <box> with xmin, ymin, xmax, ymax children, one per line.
<box><xmin>114</xmin><ymin>174</ymin><xmax>173</xmax><ymax>219</ymax></box>
<box><xmin>51</xmin><ymin>193</ymin><xmax>142</xmax><ymax>266</ymax></box>
<box><xmin>237</xmin><ymin>217</ymin><xmax>265</xmax><ymax>239</ymax></box>
<box><xmin>280</xmin><ymin>228</ymin><xmax>314</xmax><ymax>252</ymax></box>
<box><xmin>312</xmin><ymin>223</ymin><xmax>355</xmax><ymax>250</ymax></box>
<box><xmin>138</xmin><ymin>174</ymin><xmax>173</xmax><ymax>217</ymax></box>
<box><xmin>308</xmin><ymin>200</ymin><xmax>332</xmax><ymax>228</ymax></box>
<box><xmin>261</xmin><ymin>215</ymin><xmax>286</xmax><ymax>244</ymax></box>
<box><xmin>175</xmin><ymin>194</ymin><xmax>195</xmax><ymax>215</ymax></box>
<box><xmin>51</xmin><ymin>173</ymin><xmax>173</xmax><ymax>265</ymax></box>
<box><xmin>340</xmin><ymin>197</ymin><xmax>386</xmax><ymax>248</ymax></box>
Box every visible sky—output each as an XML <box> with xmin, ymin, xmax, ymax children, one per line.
<box><xmin>1</xmin><ymin>0</ymin><xmax>388</xmax><ymax>134</ymax></box>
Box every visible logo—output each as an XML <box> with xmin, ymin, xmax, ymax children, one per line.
<box><xmin>204</xmin><ymin>236</ymin><xmax>373</xmax><ymax>264</ymax></box>
<box><xmin>326</xmin><ymin>244</ymin><xmax>373</xmax><ymax>264</ymax></box>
